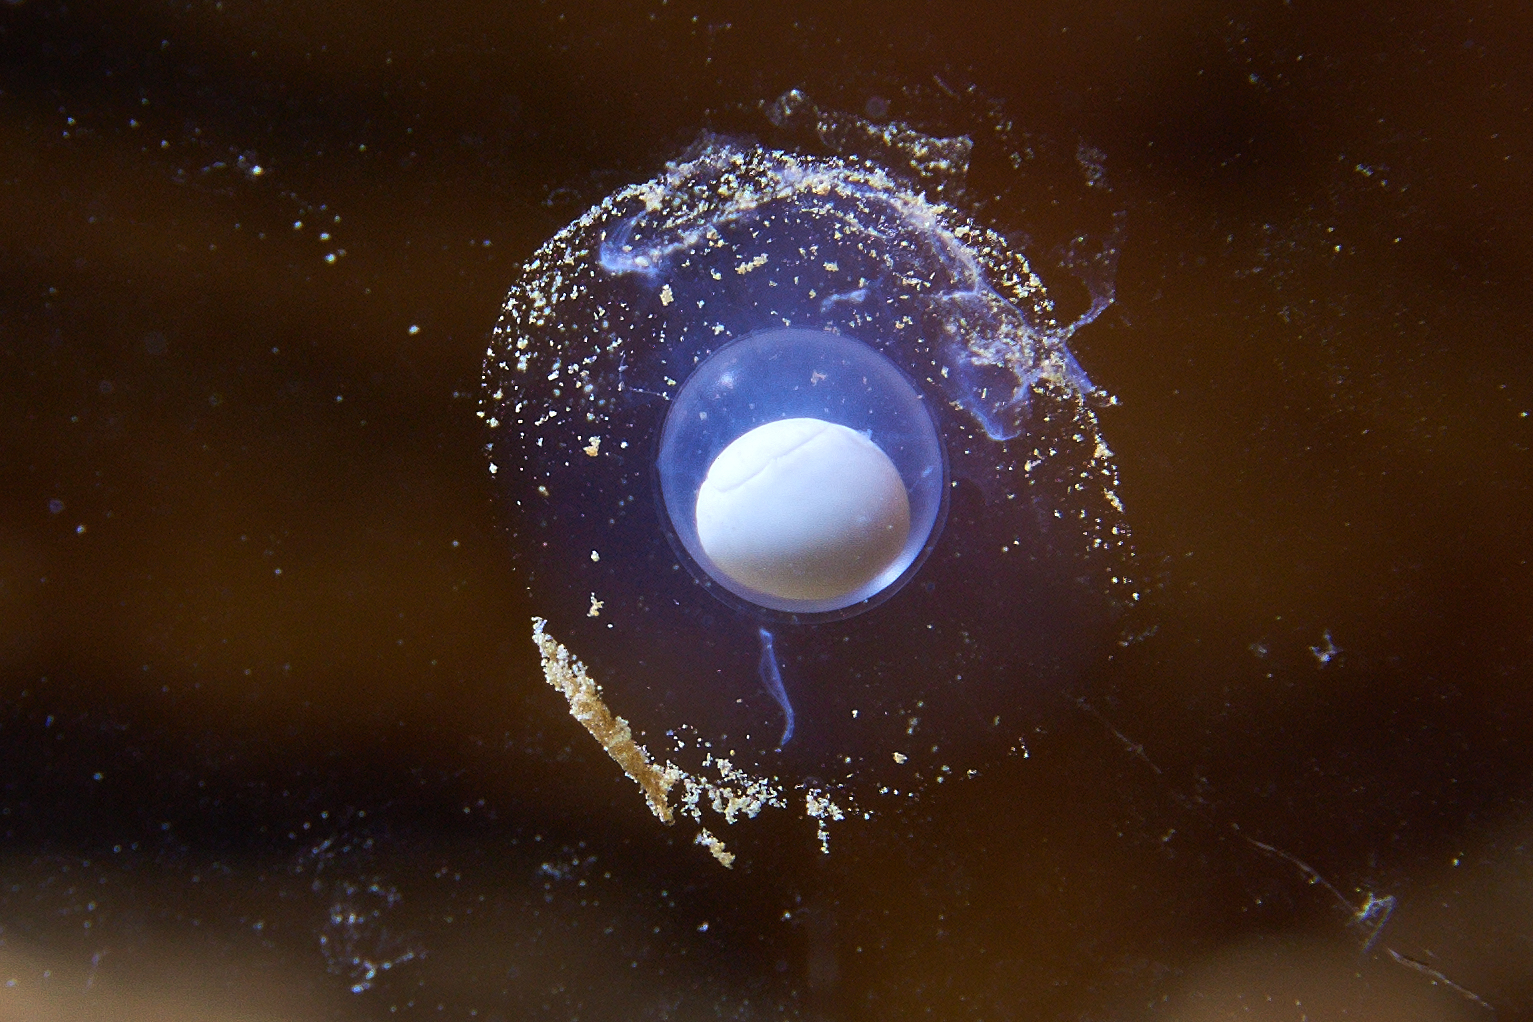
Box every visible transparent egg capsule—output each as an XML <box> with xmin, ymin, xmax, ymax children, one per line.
<box><xmin>482</xmin><ymin>116</ymin><xmax>1134</xmax><ymax>832</ymax></box>
<box><xmin>657</xmin><ymin>327</ymin><xmax>947</xmax><ymax>618</ymax></box>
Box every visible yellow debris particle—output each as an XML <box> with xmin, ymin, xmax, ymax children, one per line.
<box><xmin>734</xmin><ymin>253</ymin><xmax>769</xmax><ymax>275</ymax></box>
<box><xmin>804</xmin><ymin>790</ymin><xmax>846</xmax><ymax>854</ymax></box>
<box><xmin>587</xmin><ymin>594</ymin><xmax>604</xmax><ymax>617</ymax></box>
<box><xmin>694</xmin><ymin>828</ymin><xmax>735</xmax><ymax>868</ymax></box>
<box><xmin>590</xmin><ymin>550</ymin><xmax>600</xmax><ymax>562</ymax></box>
<box><xmin>583</xmin><ymin>435</ymin><xmax>601</xmax><ymax>457</ymax></box>
<box><xmin>659</xmin><ymin>284</ymin><xmax>674</xmax><ymax>306</ymax></box>
<box><xmin>531</xmin><ymin>617</ymin><xmax>681</xmax><ymax>824</ymax></box>
<box><xmin>892</xmin><ymin>752</ymin><xmax>908</xmax><ymax>764</ymax></box>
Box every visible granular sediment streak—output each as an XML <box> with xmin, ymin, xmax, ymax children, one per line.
<box><xmin>532</xmin><ymin>616</ymin><xmax>682</xmax><ymax>824</ymax></box>
<box><xmin>531</xmin><ymin>618</ymin><xmax>850</xmax><ymax>866</ymax></box>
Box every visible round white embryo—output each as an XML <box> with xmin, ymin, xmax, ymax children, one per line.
<box><xmin>695</xmin><ymin>417</ymin><xmax>911</xmax><ymax>602</ymax></box>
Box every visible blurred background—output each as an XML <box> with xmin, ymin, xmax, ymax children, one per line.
<box><xmin>1</xmin><ymin>0</ymin><xmax>1530</xmax><ymax>1018</ymax></box>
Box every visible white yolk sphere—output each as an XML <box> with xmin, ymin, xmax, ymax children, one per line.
<box><xmin>695</xmin><ymin>417</ymin><xmax>912</xmax><ymax>602</ymax></box>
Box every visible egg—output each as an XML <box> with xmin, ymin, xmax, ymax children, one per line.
<box><xmin>482</xmin><ymin>130</ymin><xmax>1133</xmax><ymax>785</ymax></box>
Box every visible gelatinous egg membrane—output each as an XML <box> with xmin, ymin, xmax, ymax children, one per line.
<box><xmin>658</xmin><ymin>326</ymin><xmax>945</xmax><ymax>618</ymax></box>
<box><xmin>482</xmin><ymin>138</ymin><xmax>1134</xmax><ymax>790</ymax></box>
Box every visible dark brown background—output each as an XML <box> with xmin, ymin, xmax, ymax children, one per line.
<box><xmin>1</xmin><ymin>0</ymin><xmax>1530</xmax><ymax>1018</ymax></box>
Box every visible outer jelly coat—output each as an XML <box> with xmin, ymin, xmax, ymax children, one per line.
<box><xmin>482</xmin><ymin>140</ymin><xmax>1131</xmax><ymax>775</ymax></box>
